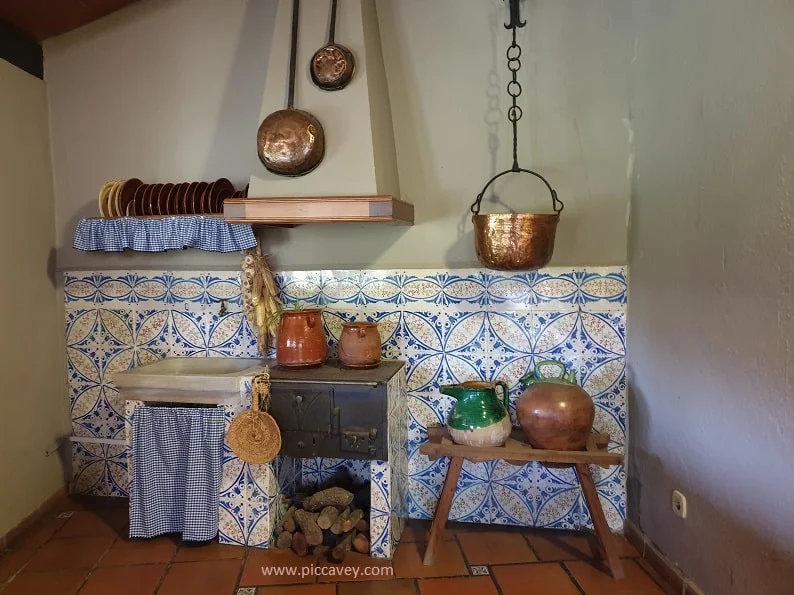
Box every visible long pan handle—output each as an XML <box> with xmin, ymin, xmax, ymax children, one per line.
<box><xmin>287</xmin><ymin>0</ymin><xmax>300</xmax><ymax>109</ymax></box>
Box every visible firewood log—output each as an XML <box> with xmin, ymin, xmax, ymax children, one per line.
<box><xmin>352</xmin><ymin>533</ymin><xmax>370</xmax><ymax>554</ymax></box>
<box><xmin>355</xmin><ymin>519</ymin><xmax>368</xmax><ymax>533</ymax></box>
<box><xmin>317</xmin><ymin>506</ymin><xmax>339</xmax><ymax>530</ymax></box>
<box><xmin>330</xmin><ymin>508</ymin><xmax>351</xmax><ymax>535</ymax></box>
<box><xmin>331</xmin><ymin>532</ymin><xmax>354</xmax><ymax>563</ymax></box>
<box><xmin>276</xmin><ymin>530</ymin><xmax>293</xmax><ymax>549</ymax></box>
<box><xmin>279</xmin><ymin>505</ymin><xmax>296</xmax><ymax>533</ymax></box>
<box><xmin>294</xmin><ymin>509</ymin><xmax>323</xmax><ymax>546</ymax></box>
<box><xmin>342</xmin><ymin>509</ymin><xmax>364</xmax><ymax>533</ymax></box>
<box><xmin>292</xmin><ymin>531</ymin><xmax>308</xmax><ymax>556</ymax></box>
<box><xmin>302</xmin><ymin>487</ymin><xmax>355</xmax><ymax>512</ymax></box>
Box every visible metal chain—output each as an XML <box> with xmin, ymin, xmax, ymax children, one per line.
<box><xmin>506</xmin><ymin>26</ymin><xmax>523</xmax><ymax>171</ymax></box>
<box><xmin>469</xmin><ymin>0</ymin><xmax>564</xmax><ymax>217</ymax></box>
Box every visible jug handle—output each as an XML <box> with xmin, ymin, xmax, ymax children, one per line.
<box><xmin>495</xmin><ymin>381</ymin><xmax>511</xmax><ymax>412</ymax></box>
<box><xmin>534</xmin><ymin>360</ymin><xmax>569</xmax><ymax>381</ymax></box>
<box><xmin>306</xmin><ymin>313</ymin><xmax>317</xmax><ymax>328</ymax></box>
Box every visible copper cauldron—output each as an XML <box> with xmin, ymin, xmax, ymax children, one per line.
<box><xmin>471</xmin><ymin>169</ymin><xmax>563</xmax><ymax>271</ymax></box>
<box><xmin>470</xmin><ymin>0</ymin><xmax>563</xmax><ymax>271</ymax></box>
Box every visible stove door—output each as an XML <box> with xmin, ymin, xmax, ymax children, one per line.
<box><xmin>270</xmin><ymin>384</ymin><xmax>334</xmax><ymax>433</ymax></box>
<box><xmin>334</xmin><ymin>385</ymin><xmax>385</xmax><ymax>460</ymax></box>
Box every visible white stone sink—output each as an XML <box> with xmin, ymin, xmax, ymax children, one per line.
<box><xmin>113</xmin><ymin>357</ymin><xmax>268</xmax><ymax>404</ymax></box>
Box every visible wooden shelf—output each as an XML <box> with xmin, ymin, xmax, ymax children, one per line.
<box><xmin>223</xmin><ymin>195</ymin><xmax>414</xmax><ymax>226</ymax></box>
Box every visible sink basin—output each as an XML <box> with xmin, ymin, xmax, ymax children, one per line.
<box><xmin>113</xmin><ymin>357</ymin><xmax>268</xmax><ymax>404</ymax></box>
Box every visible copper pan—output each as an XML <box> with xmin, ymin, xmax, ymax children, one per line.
<box><xmin>470</xmin><ymin>168</ymin><xmax>564</xmax><ymax>271</ymax></box>
<box><xmin>310</xmin><ymin>0</ymin><xmax>355</xmax><ymax>91</ymax></box>
<box><xmin>257</xmin><ymin>0</ymin><xmax>325</xmax><ymax>177</ymax></box>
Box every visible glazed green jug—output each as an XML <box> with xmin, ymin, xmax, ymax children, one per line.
<box><xmin>440</xmin><ymin>381</ymin><xmax>512</xmax><ymax>447</ymax></box>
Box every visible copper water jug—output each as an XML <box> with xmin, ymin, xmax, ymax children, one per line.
<box><xmin>516</xmin><ymin>360</ymin><xmax>595</xmax><ymax>451</ymax></box>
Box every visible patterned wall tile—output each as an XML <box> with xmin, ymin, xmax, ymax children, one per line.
<box><xmin>71</xmin><ymin>439</ymin><xmax>128</xmax><ymax>497</ymax></box>
<box><xmin>64</xmin><ymin>265</ymin><xmax>627</xmax><ymax>537</ymax></box>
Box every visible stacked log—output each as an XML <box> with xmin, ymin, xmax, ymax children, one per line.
<box><xmin>275</xmin><ymin>484</ymin><xmax>370</xmax><ymax>562</ymax></box>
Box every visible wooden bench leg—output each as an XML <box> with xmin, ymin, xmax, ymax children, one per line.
<box><xmin>423</xmin><ymin>456</ymin><xmax>463</xmax><ymax>565</ymax></box>
<box><xmin>575</xmin><ymin>463</ymin><xmax>624</xmax><ymax>580</ymax></box>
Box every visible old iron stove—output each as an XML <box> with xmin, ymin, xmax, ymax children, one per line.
<box><xmin>269</xmin><ymin>360</ymin><xmax>405</xmax><ymax>461</ymax></box>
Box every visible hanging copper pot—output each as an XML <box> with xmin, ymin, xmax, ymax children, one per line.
<box><xmin>257</xmin><ymin>0</ymin><xmax>325</xmax><ymax>177</ymax></box>
<box><xmin>470</xmin><ymin>0</ymin><xmax>564</xmax><ymax>271</ymax></box>
<box><xmin>310</xmin><ymin>0</ymin><xmax>355</xmax><ymax>91</ymax></box>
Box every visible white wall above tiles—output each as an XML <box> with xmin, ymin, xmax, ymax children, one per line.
<box><xmin>66</xmin><ymin>266</ymin><xmax>626</xmax><ymax>532</ymax></box>
<box><xmin>46</xmin><ymin>0</ymin><xmax>632</xmax><ymax>271</ymax></box>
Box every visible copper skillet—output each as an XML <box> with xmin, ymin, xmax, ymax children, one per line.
<box><xmin>310</xmin><ymin>0</ymin><xmax>355</xmax><ymax>91</ymax></box>
<box><xmin>257</xmin><ymin>0</ymin><xmax>325</xmax><ymax>177</ymax></box>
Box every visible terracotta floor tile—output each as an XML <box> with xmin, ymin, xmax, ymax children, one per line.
<box><xmin>99</xmin><ymin>535</ymin><xmax>178</xmax><ymax>566</ymax></box>
<box><xmin>258</xmin><ymin>585</ymin><xmax>338</xmax><ymax>595</ymax></box>
<box><xmin>24</xmin><ymin>535</ymin><xmax>114</xmax><ymax>571</ymax></box>
<box><xmin>241</xmin><ymin>548</ymin><xmax>319</xmax><ymax>586</ymax></box>
<box><xmin>418</xmin><ymin>575</ymin><xmax>498</xmax><ymax>595</ymax></box>
<box><xmin>79</xmin><ymin>564</ymin><xmax>166</xmax><ymax>595</ymax></box>
<box><xmin>400</xmin><ymin>521</ymin><xmax>453</xmax><ymax>543</ymax></box>
<box><xmin>1</xmin><ymin>568</ymin><xmax>87</xmax><ymax>595</ymax></box>
<box><xmin>8</xmin><ymin>518</ymin><xmax>66</xmax><ymax>551</ymax></box>
<box><xmin>158</xmin><ymin>559</ymin><xmax>242</xmax><ymax>595</ymax></box>
<box><xmin>0</xmin><ymin>549</ymin><xmax>34</xmax><ymax>583</ymax></box>
<box><xmin>456</xmin><ymin>531</ymin><xmax>537</xmax><ymax>565</ymax></box>
<box><xmin>317</xmin><ymin>552</ymin><xmax>393</xmax><ymax>582</ymax></box>
<box><xmin>54</xmin><ymin>510</ymin><xmax>127</xmax><ymax>539</ymax></box>
<box><xmin>524</xmin><ymin>530</ymin><xmax>596</xmax><ymax>562</ymax></box>
<box><xmin>338</xmin><ymin>578</ymin><xmax>418</xmax><ymax>595</ymax></box>
<box><xmin>492</xmin><ymin>562</ymin><xmax>581</xmax><ymax>595</ymax></box>
<box><xmin>392</xmin><ymin>539</ymin><xmax>468</xmax><ymax>579</ymax></box>
<box><xmin>173</xmin><ymin>540</ymin><xmax>246</xmax><ymax>562</ymax></box>
<box><xmin>565</xmin><ymin>560</ymin><xmax>666</xmax><ymax>595</ymax></box>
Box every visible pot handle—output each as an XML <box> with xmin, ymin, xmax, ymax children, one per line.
<box><xmin>358</xmin><ymin>326</ymin><xmax>367</xmax><ymax>338</ymax></box>
<box><xmin>534</xmin><ymin>360</ymin><xmax>577</xmax><ymax>385</ymax></box>
<box><xmin>495</xmin><ymin>381</ymin><xmax>511</xmax><ymax>412</ymax></box>
<box><xmin>306</xmin><ymin>313</ymin><xmax>316</xmax><ymax>328</ymax></box>
<box><xmin>470</xmin><ymin>167</ymin><xmax>564</xmax><ymax>216</ymax></box>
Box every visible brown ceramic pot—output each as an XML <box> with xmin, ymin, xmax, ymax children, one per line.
<box><xmin>516</xmin><ymin>361</ymin><xmax>595</xmax><ymax>451</ymax></box>
<box><xmin>276</xmin><ymin>309</ymin><xmax>327</xmax><ymax>369</ymax></box>
<box><xmin>339</xmin><ymin>322</ymin><xmax>382</xmax><ymax>369</ymax></box>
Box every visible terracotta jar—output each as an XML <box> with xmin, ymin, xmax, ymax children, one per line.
<box><xmin>276</xmin><ymin>309</ymin><xmax>327</xmax><ymax>369</ymax></box>
<box><xmin>339</xmin><ymin>322</ymin><xmax>382</xmax><ymax>369</ymax></box>
<box><xmin>516</xmin><ymin>360</ymin><xmax>595</xmax><ymax>451</ymax></box>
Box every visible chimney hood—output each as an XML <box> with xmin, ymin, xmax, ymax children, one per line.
<box><xmin>247</xmin><ymin>0</ymin><xmax>400</xmax><ymax>202</ymax></box>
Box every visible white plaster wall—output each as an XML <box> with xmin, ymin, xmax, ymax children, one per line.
<box><xmin>46</xmin><ymin>0</ymin><xmax>631</xmax><ymax>271</ymax></box>
<box><xmin>0</xmin><ymin>60</ymin><xmax>71</xmax><ymax>536</ymax></box>
<box><xmin>627</xmin><ymin>1</ymin><xmax>794</xmax><ymax>592</ymax></box>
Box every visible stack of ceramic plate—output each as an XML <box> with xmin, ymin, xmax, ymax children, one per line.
<box><xmin>229</xmin><ymin>184</ymin><xmax>249</xmax><ymax>200</ymax></box>
<box><xmin>97</xmin><ymin>178</ymin><xmax>238</xmax><ymax>218</ymax></box>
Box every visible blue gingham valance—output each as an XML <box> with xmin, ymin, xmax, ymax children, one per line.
<box><xmin>73</xmin><ymin>216</ymin><xmax>257</xmax><ymax>253</ymax></box>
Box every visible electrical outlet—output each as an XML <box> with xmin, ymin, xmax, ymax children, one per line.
<box><xmin>672</xmin><ymin>489</ymin><xmax>687</xmax><ymax>519</ymax></box>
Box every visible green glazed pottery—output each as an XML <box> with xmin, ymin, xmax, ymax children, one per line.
<box><xmin>440</xmin><ymin>380</ymin><xmax>512</xmax><ymax>447</ymax></box>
